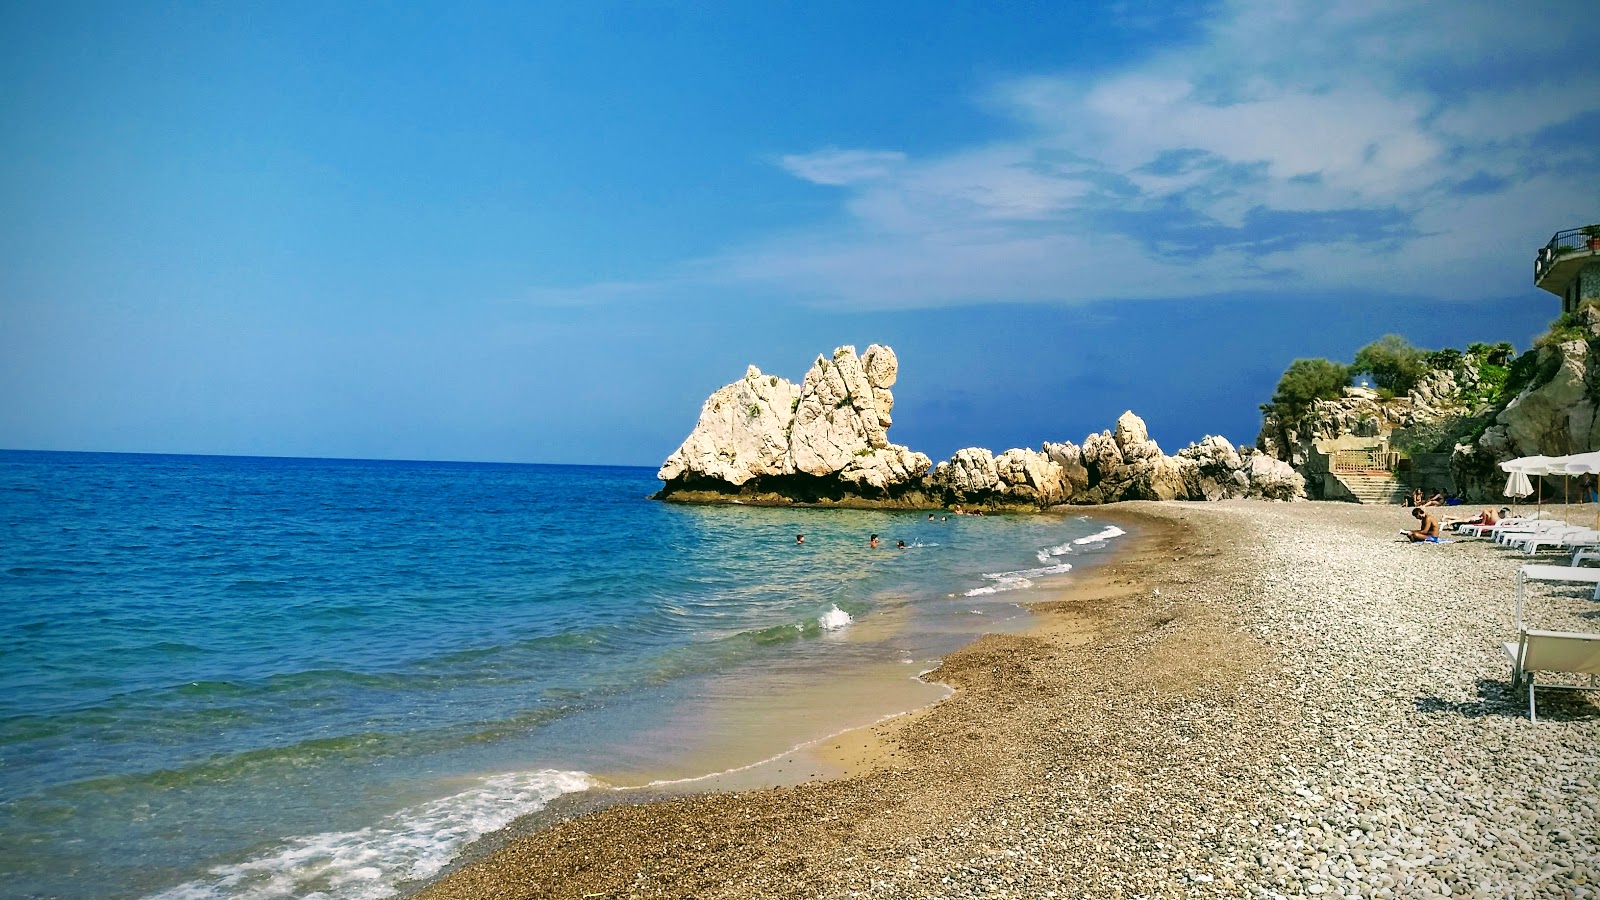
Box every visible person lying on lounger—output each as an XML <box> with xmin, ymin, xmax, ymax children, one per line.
<box><xmin>1446</xmin><ymin>506</ymin><xmax>1507</xmax><ymax>527</ymax></box>
<box><xmin>1404</xmin><ymin>507</ymin><xmax>1441</xmax><ymax>542</ymax></box>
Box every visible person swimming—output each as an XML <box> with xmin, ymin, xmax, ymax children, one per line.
<box><xmin>868</xmin><ymin>534</ymin><xmax>880</xmax><ymax>549</ymax></box>
<box><xmin>896</xmin><ymin>539</ymin><xmax>906</xmax><ymax>549</ymax></box>
<box><xmin>795</xmin><ymin>534</ymin><xmax>804</xmax><ymax>545</ymax></box>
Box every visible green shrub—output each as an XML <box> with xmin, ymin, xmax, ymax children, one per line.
<box><xmin>1352</xmin><ymin>334</ymin><xmax>1430</xmax><ymax>395</ymax></box>
<box><xmin>1265</xmin><ymin>358</ymin><xmax>1350</xmax><ymax>421</ymax></box>
<box><xmin>1467</xmin><ymin>341</ymin><xmax>1515</xmax><ymax>368</ymax></box>
<box><xmin>1425</xmin><ymin>347</ymin><xmax>1463</xmax><ymax>371</ymax></box>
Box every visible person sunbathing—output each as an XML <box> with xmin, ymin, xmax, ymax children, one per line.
<box><xmin>1404</xmin><ymin>507</ymin><xmax>1442</xmax><ymax>542</ymax></box>
<box><xmin>1448</xmin><ymin>507</ymin><xmax>1505</xmax><ymax>528</ymax></box>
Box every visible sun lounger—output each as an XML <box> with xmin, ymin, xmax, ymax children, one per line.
<box><xmin>1516</xmin><ymin>564</ymin><xmax>1600</xmax><ymax>620</ymax></box>
<box><xmin>1504</xmin><ymin>629</ymin><xmax>1600</xmax><ymax>721</ymax></box>
<box><xmin>1509</xmin><ymin>527</ymin><xmax>1600</xmax><ymax>555</ymax></box>
<box><xmin>1493</xmin><ymin>520</ymin><xmax>1569</xmax><ymax>545</ymax></box>
<box><xmin>1457</xmin><ymin>515</ymin><xmax>1543</xmax><ymax>537</ymax></box>
<box><xmin>1572</xmin><ymin>548</ymin><xmax>1600</xmax><ymax>567</ymax></box>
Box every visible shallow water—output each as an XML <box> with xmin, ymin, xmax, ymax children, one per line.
<box><xmin>0</xmin><ymin>451</ymin><xmax>1124</xmax><ymax>898</ymax></box>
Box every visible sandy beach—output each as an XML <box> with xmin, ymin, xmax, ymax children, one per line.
<box><xmin>413</xmin><ymin>501</ymin><xmax>1599</xmax><ymax>899</ymax></box>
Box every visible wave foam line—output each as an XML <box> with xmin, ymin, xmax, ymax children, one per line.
<box><xmin>1072</xmin><ymin>525</ymin><xmax>1126</xmax><ymax>545</ymax></box>
<box><xmin>1035</xmin><ymin>542</ymin><xmax>1074</xmax><ymax>563</ymax></box>
<box><xmin>147</xmin><ymin>769</ymin><xmax>591</xmax><ymax>900</ymax></box>
<box><xmin>964</xmin><ymin>562</ymin><xmax>1073</xmax><ymax>597</ymax></box>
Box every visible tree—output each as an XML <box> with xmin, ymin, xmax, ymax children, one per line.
<box><xmin>1266</xmin><ymin>358</ymin><xmax>1351</xmax><ymax>419</ymax></box>
<box><xmin>1352</xmin><ymin>334</ymin><xmax>1429</xmax><ymax>395</ymax></box>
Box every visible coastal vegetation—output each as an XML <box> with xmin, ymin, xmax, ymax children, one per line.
<box><xmin>1257</xmin><ymin>302</ymin><xmax>1600</xmax><ymax>499</ymax></box>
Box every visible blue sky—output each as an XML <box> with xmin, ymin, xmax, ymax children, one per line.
<box><xmin>3</xmin><ymin>1</ymin><xmax>1598</xmax><ymax>466</ymax></box>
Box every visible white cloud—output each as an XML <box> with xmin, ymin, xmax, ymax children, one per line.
<box><xmin>560</xmin><ymin>0</ymin><xmax>1600</xmax><ymax>309</ymax></box>
<box><xmin>778</xmin><ymin>149</ymin><xmax>907</xmax><ymax>186</ymax></box>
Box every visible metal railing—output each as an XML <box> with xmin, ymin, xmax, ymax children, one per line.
<box><xmin>1534</xmin><ymin>224</ymin><xmax>1600</xmax><ymax>283</ymax></box>
<box><xmin>1331</xmin><ymin>448</ymin><xmax>1403</xmax><ymax>475</ymax></box>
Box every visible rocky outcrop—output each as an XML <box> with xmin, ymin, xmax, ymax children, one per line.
<box><xmin>927</xmin><ymin>411</ymin><xmax>1304</xmax><ymax>507</ymax></box>
<box><xmin>1451</xmin><ymin>337</ymin><xmax>1600</xmax><ymax>499</ymax></box>
<box><xmin>658</xmin><ymin>345</ymin><xmax>1303</xmax><ymax>508</ymax></box>
<box><xmin>657</xmin><ymin>345</ymin><xmax>932</xmax><ymax>504</ymax></box>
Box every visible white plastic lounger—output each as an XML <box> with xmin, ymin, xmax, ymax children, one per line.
<box><xmin>1504</xmin><ymin>629</ymin><xmax>1600</xmax><ymax>722</ymax></box>
<box><xmin>1511</xmin><ymin>528</ymin><xmax>1600</xmax><ymax>555</ymax></box>
<box><xmin>1516</xmin><ymin>564</ymin><xmax>1600</xmax><ymax>618</ymax></box>
<box><xmin>1573</xmin><ymin>548</ymin><xmax>1600</xmax><ymax>567</ymax></box>
<box><xmin>1458</xmin><ymin>515</ymin><xmax>1542</xmax><ymax>537</ymax></box>
<box><xmin>1494</xmin><ymin>521</ymin><xmax>1569</xmax><ymax>545</ymax></box>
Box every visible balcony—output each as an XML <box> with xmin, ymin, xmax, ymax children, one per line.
<box><xmin>1533</xmin><ymin>224</ymin><xmax>1600</xmax><ymax>301</ymax></box>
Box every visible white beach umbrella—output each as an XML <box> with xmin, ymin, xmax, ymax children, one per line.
<box><xmin>1502</xmin><ymin>456</ymin><xmax>1558</xmax><ymax>518</ymax></box>
<box><xmin>1560</xmin><ymin>453</ymin><xmax>1600</xmax><ymax>527</ymax></box>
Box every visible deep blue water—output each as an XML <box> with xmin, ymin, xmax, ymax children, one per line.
<box><xmin>0</xmin><ymin>451</ymin><xmax>1122</xmax><ymax>899</ymax></box>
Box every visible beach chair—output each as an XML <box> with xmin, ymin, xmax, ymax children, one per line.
<box><xmin>1458</xmin><ymin>515</ymin><xmax>1541</xmax><ymax>538</ymax></box>
<box><xmin>1516</xmin><ymin>564</ymin><xmax>1600</xmax><ymax>614</ymax></box>
<box><xmin>1510</xmin><ymin>527</ymin><xmax>1600</xmax><ymax>555</ymax></box>
<box><xmin>1572</xmin><ymin>548</ymin><xmax>1600</xmax><ymax>567</ymax></box>
<box><xmin>1504</xmin><ymin>629</ymin><xmax>1600</xmax><ymax>722</ymax></box>
<box><xmin>1493</xmin><ymin>520</ymin><xmax>1568</xmax><ymax>545</ymax></box>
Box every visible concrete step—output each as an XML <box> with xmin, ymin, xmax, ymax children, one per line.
<box><xmin>1332</xmin><ymin>472</ymin><xmax>1410</xmax><ymax>505</ymax></box>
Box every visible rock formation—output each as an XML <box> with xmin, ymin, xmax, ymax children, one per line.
<box><xmin>1451</xmin><ymin>336</ymin><xmax>1600</xmax><ymax>498</ymax></box>
<box><xmin>658</xmin><ymin>344</ymin><xmax>1304</xmax><ymax>508</ymax></box>
<box><xmin>657</xmin><ymin>345</ymin><xmax>932</xmax><ymax>504</ymax></box>
<box><xmin>927</xmin><ymin>411</ymin><xmax>1304</xmax><ymax>508</ymax></box>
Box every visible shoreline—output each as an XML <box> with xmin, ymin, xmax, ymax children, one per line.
<box><xmin>408</xmin><ymin>508</ymin><xmax>1177</xmax><ymax>898</ymax></box>
<box><xmin>413</xmin><ymin>500</ymin><xmax>1599</xmax><ymax>899</ymax></box>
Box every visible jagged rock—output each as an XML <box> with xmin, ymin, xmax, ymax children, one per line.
<box><xmin>658</xmin><ymin>366</ymin><xmax>800</xmax><ymax>486</ymax></box>
<box><xmin>1177</xmin><ymin>435</ymin><xmax>1249</xmax><ymax>501</ymax></box>
<box><xmin>659</xmin><ymin>351</ymin><xmax>1298</xmax><ymax>508</ymax></box>
<box><xmin>929</xmin><ymin>447</ymin><xmax>1001</xmax><ymax>496</ymax></box>
<box><xmin>1498</xmin><ymin>340</ymin><xmax>1597</xmax><ymax>453</ymax></box>
<box><xmin>657</xmin><ymin>344</ymin><xmax>928</xmax><ymax>501</ymax></box>
<box><xmin>1042</xmin><ymin>441</ymin><xmax>1091</xmax><ymax>496</ymax></box>
<box><xmin>1451</xmin><ymin>339</ymin><xmax>1600</xmax><ymax>499</ymax></box>
<box><xmin>994</xmin><ymin>448</ymin><xmax>1068</xmax><ymax>506</ymax></box>
<box><xmin>790</xmin><ymin>345</ymin><xmax>895</xmax><ymax>475</ymax></box>
<box><xmin>1243</xmin><ymin>449</ymin><xmax>1306</xmax><ymax>501</ymax></box>
<box><xmin>839</xmin><ymin>446</ymin><xmax>932</xmax><ymax>493</ymax></box>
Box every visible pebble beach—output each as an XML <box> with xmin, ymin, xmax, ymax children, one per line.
<box><xmin>413</xmin><ymin>500</ymin><xmax>1599</xmax><ymax>900</ymax></box>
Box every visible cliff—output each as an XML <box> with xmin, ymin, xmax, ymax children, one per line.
<box><xmin>1254</xmin><ymin>305</ymin><xmax>1600</xmax><ymax>502</ymax></box>
<box><xmin>657</xmin><ymin>344</ymin><xmax>1304</xmax><ymax>509</ymax></box>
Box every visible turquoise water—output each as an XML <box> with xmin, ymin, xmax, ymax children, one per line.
<box><xmin>0</xmin><ymin>451</ymin><xmax>1123</xmax><ymax>899</ymax></box>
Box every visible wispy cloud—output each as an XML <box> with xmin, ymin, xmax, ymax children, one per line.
<box><xmin>779</xmin><ymin>148</ymin><xmax>907</xmax><ymax>186</ymax></box>
<box><xmin>581</xmin><ymin>0</ymin><xmax>1600</xmax><ymax>309</ymax></box>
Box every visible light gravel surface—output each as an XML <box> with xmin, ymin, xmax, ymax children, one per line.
<box><xmin>416</xmin><ymin>501</ymin><xmax>1598</xmax><ymax>900</ymax></box>
<box><xmin>1214</xmin><ymin>501</ymin><xmax>1599</xmax><ymax>900</ymax></box>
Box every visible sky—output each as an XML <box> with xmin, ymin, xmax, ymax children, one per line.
<box><xmin>3</xmin><ymin>0</ymin><xmax>1599</xmax><ymax>467</ymax></box>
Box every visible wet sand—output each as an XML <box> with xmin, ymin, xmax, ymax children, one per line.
<box><xmin>411</xmin><ymin>503</ymin><xmax>1261</xmax><ymax>898</ymax></box>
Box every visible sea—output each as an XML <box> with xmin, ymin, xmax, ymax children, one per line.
<box><xmin>0</xmin><ymin>450</ymin><xmax>1126</xmax><ymax>899</ymax></box>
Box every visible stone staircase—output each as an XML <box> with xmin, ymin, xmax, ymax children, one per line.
<box><xmin>1332</xmin><ymin>472</ymin><xmax>1410</xmax><ymax>505</ymax></box>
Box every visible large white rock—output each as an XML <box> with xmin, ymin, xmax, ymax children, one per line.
<box><xmin>931</xmin><ymin>447</ymin><xmax>1001</xmax><ymax>495</ymax></box>
<box><xmin>658</xmin><ymin>365</ymin><xmax>801</xmax><ymax>485</ymax></box>
<box><xmin>658</xmin><ymin>343</ymin><xmax>928</xmax><ymax>497</ymax></box>
<box><xmin>790</xmin><ymin>345</ymin><xmax>897</xmax><ymax>475</ymax></box>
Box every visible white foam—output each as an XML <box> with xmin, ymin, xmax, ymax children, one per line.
<box><xmin>147</xmin><ymin>769</ymin><xmax>591</xmax><ymax>900</ymax></box>
<box><xmin>1073</xmin><ymin>525</ymin><xmax>1126</xmax><ymax>545</ymax></box>
<box><xmin>1035</xmin><ymin>542</ymin><xmax>1074</xmax><ymax>563</ymax></box>
<box><xmin>963</xmin><ymin>562</ymin><xmax>1073</xmax><ymax>596</ymax></box>
<box><xmin>818</xmin><ymin>605</ymin><xmax>852</xmax><ymax>631</ymax></box>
